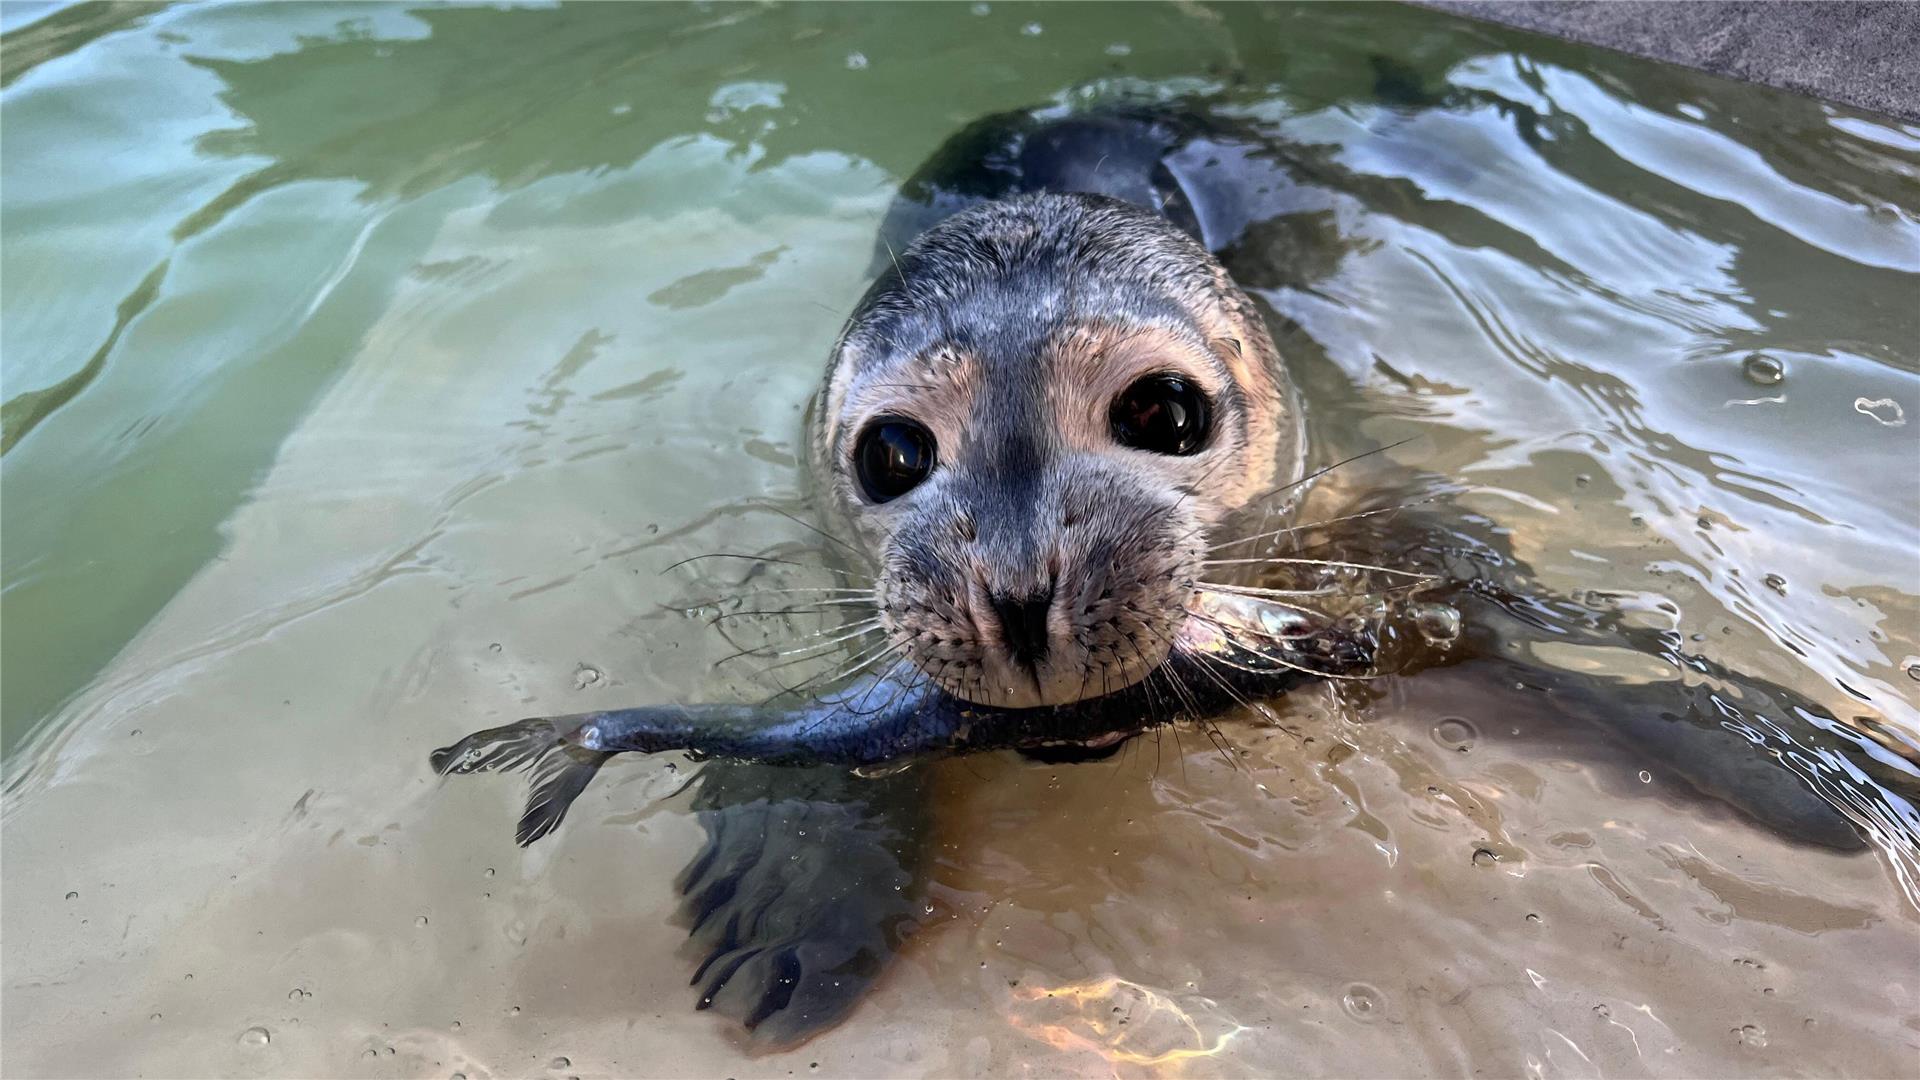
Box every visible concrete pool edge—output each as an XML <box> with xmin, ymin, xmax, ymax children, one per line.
<box><xmin>1415</xmin><ymin>0</ymin><xmax>1920</xmax><ymax>123</ymax></box>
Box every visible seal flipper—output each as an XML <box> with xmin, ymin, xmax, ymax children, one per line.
<box><xmin>673</xmin><ymin>762</ymin><xmax>932</xmax><ymax>1047</ymax></box>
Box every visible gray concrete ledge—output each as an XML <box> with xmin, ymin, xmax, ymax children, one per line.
<box><xmin>1420</xmin><ymin>1</ymin><xmax>1920</xmax><ymax>122</ymax></box>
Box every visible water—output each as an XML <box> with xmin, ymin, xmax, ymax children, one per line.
<box><xmin>3</xmin><ymin>2</ymin><xmax>1917</xmax><ymax>1076</ymax></box>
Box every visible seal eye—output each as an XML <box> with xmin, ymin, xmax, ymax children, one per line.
<box><xmin>854</xmin><ymin>418</ymin><xmax>937</xmax><ymax>503</ymax></box>
<box><xmin>1110</xmin><ymin>373</ymin><xmax>1212</xmax><ymax>456</ymax></box>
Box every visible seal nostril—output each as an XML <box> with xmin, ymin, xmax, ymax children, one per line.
<box><xmin>988</xmin><ymin>587</ymin><xmax>1054</xmax><ymax>671</ymax></box>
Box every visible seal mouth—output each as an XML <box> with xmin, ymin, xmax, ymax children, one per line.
<box><xmin>904</xmin><ymin>585</ymin><xmax>1191</xmax><ymax>710</ymax></box>
<box><xmin>917</xmin><ymin>585</ymin><xmax>1332</xmax><ymax>709</ymax></box>
<box><xmin>957</xmin><ymin>587</ymin><xmax>1372</xmax><ymax>709</ymax></box>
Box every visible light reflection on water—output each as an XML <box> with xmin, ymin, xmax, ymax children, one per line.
<box><xmin>2</xmin><ymin>2</ymin><xmax>1916</xmax><ymax>1077</ymax></box>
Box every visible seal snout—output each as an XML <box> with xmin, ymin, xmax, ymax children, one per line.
<box><xmin>988</xmin><ymin>585</ymin><xmax>1056</xmax><ymax>671</ymax></box>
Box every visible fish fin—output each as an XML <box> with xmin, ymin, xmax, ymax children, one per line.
<box><xmin>429</xmin><ymin>717</ymin><xmax>569</xmax><ymax>775</ymax></box>
<box><xmin>428</xmin><ymin>717</ymin><xmax>609</xmax><ymax>846</ymax></box>
<box><xmin>516</xmin><ymin>743</ymin><xmax>612</xmax><ymax>847</ymax></box>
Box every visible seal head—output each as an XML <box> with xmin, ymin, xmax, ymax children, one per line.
<box><xmin>818</xmin><ymin>192</ymin><xmax>1303</xmax><ymax>708</ymax></box>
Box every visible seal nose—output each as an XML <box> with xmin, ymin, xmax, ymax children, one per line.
<box><xmin>988</xmin><ymin>587</ymin><xmax>1054</xmax><ymax>671</ymax></box>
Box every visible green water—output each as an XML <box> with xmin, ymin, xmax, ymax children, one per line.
<box><xmin>3</xmin><ymin>3</ymin><xmax>1918</xmax><ymax>1076</ymax></box>
<box><xmin>3</xmin><ymin>0</ymin><xmax>1422</xmax><ymax>755</ymax></box>
<box><xmin>6</xmin><ymin>1</ymin><xmax>1915</xmax><ymax>757</ymax></box>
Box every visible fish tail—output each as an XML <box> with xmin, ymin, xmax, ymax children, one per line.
<box><xmin>514</xmin><ymin>743</ymin><xmax>612</xmax><ymax>846</ymax></box>
<box><xmin>429</xmin><ymin>716</ymin><xmax>611</xmax><ymax>846</ymax></box>
<box><xmin>430</xmin><ymin>716</ymin><xmax>571</xmax><ymax>775</ymax></box>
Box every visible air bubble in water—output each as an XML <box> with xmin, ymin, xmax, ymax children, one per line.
<box><xmin>414</xmin><ymin>915</ymin><xmax>429</xmax><ymax>928</ymax></box>
<box><xmin>1905</xmin><ymin>662</ymin><xmax>1920</xmax><ymax>681</ymax></box>
<box><xmin>1412</xmin><ymin>603</ymin><xmax>1461</xmax><ymax>645</ymax></box>
<box><xmin>1639</xmin><ymin>770</ymin><xmax>1653</xmax><ymax>783</ymax></box>
<box><xmin>1341</xmin><ymin>984</ymin><xmax>1385</xmax><ymax>1022</ymax></box>
<box><xmin>1741</xmin><ymin>353</ymin><xmax>1785</xmax><ymax>386</ymax></box>
<box><xmin>239</xmin><ymin>1027</ymin><xmax>272</xmax><ymax>1047</ymax></box>
<box><xmin>65</xmin><ymin>891</ymin><xmax>77</xmax><ymax>900</ymax></box>
<box><xmin>1736</xmin><ymin>1024</ymin><xmax>1767</xmax><ymax>1047</ymax></box>
<box><xmin>1763</xmin><ymin>574</ymin><xmax>1788</xmax><ymax>596</ymax></box>
<box><xmin>288</xmin><ymin>988</ymin><xmax>308</xmax><ymax>1001</ymax></box>
<box><xmin>573</xmin><ymin>664</ymin><xmax>603</xmax><ymax>690</ymax></box>
<box><xmin>550</xmin><ymin>1057</ymin><xmax>572</xmax><ymax>1069</ymax></box>
<box><xmin>844</xmin><ymin>52</ymin><xmax>867</xmax><ymax>70</ymax></box>
<box><xmin>1431</xmin><ymin>717</ymin><xmax>1477</xmax><ymax>752</ymax></box>
<box><xmin>1022</xmin><ymin>21</ymin><xmax>1043</xmax><ymax>35</ymax></box>
<box><xmin>1471</xmin><ymin>848</ymin><xmax>1500</xmax><ymax>867</ymax></box>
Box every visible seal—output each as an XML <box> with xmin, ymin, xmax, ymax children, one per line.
<box><xmin>432</xmin><ymin>104</ymin><xmax>1382</xmax><ymax>800</ymax></box>
<box><xmin>822</xmin><ymin>199</ymin><xmax>1304</xmax><ymax>709</ymax></box>
<box><xmin>428</xmin><ymin>98</ymin><xmax>1893</xmax><ymax>1046</ymax></box>
<box><xmin>427</xmin><ymin>102</ymin><xmax>1387</xmax><ymax>1045</ymax></box>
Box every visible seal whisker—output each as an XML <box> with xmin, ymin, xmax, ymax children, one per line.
<box><xmin>1272</xmin><ymin>438</ymin><xmax>1421</xmax><ymax>498</ymax></box>
<box><xmin>751</xmin><ymin>634</ymin><xmax>896</xmax><ymax>692</ymax></box>
<box><xmin>836</xmin><ymin>654</ymin><xmax>930</xmax><ymax>721</ymax></box>
<box><xmin>750</xmin><ymin>504</ymin><xmax>878</xmax><ymax>570</ymax></box>
<box><xmin>1206</xmin><ymin>556</ymin><xmax>1436</xmax><ymax>580</ymax></box>
<box><xmin>1191</xmin><ymin>583</ymin><xmax>1326</xmax><ymax>619</ymax></box>
<box><xmin>1184</xmin><ymin>610</ymin><xmax>1381</xmax><ymax>682</ymax></box>
<box><xmin>1165</xmin><ymin>699</ymin><xmax>1191</xmax><ymax>786</ymax></box>
<box><xmin>1180</xmin><ymin>644</ymin><xmax>1260</xmax><ymax>718</ymax></box>
<box><xmin>790</xmin><ymin>648</ymin><xmax>912</xmax><ymax>722</ymax></box>
<box><xmin>663</xmin><ymin>552</ymin><xmax>874</xmax><ymax>581</ymax></box>
<box><xmin>698</xmin><ymin>587</ymin><xmax>878</xmax><ymax>600</ymax></box>
<box><xmin>713</xmin><ymin>619</ymin><xmax>882</xmax><ymax>668</ymax></box>
<box><xmin>1169</xmin><ymin>450</ymin><xmax>1235</xmax><ymax>517</ymax></box>
<box><xmin>741</xmin><ymin>613</ymin><xmax>883</xmax><ymax>644</ymax></box>
<box><xmin>1200</xmin><ymin>720</ymin><xmax>1241</xmax><ymax>771</ymax></box>
<box><xmin>1141</xmin><ymin>625</ymin><xmax>1211</xmax><ymax>746</ymax></box>
<box><xmin>1194</xmin><ymin>575</ymin><xmax>1433</xmax><ymax>603</ymax></box>
<box><xmin>1205</xmin><ymin>495</ymin><xmax>1451</xmax><ymax>553</ymax></box>
<box><xmin>709</xmin><ymin>599</ymin><xmax>879</xmax><ymax>624</ymax></box>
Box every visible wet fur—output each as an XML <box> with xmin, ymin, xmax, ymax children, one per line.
<box><xmin>818</xmin><ymin>194</ymin><xmax>1302</xmax><ymax>708</ymax></box>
